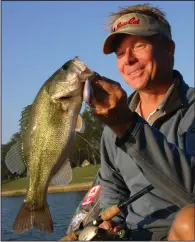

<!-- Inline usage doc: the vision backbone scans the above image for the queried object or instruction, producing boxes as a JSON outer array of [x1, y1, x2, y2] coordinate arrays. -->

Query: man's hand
[[99, 220, 124, 233], [88, 75, 134, 137]]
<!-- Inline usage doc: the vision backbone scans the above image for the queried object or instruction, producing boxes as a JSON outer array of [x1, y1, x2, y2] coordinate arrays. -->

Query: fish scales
[[24, 80, 83, 206], [5, 57, 96, 234]]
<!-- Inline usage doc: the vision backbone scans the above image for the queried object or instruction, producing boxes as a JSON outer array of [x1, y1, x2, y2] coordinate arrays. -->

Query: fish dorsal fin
[[50, 159, 72, 186], [5, 140, 26, 175], [19, 105, 32, 137], [75, 114, 85, 133]]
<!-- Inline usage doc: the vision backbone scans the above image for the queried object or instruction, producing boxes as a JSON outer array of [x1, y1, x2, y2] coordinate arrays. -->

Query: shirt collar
[[129, 70, 183, 114]]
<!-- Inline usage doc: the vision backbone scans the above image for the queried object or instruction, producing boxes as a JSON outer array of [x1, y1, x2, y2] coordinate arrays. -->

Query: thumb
[[113, 224, 125, 233], [98, 220, 113, 231]]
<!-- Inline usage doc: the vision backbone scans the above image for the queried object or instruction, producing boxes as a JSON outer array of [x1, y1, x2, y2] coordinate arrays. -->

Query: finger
[[101, 77, 121, 87], [78, 72, 94, 82], [88, 84, 110, 108], [88, 72, 102, 83], [90, 82, 123, 108], [89, 90, 127, 117], [98, 221, 112, 231], [91, 79, 121, 95], [113, 226, 120, 233]]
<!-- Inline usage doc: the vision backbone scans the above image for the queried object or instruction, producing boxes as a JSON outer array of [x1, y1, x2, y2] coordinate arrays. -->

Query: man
[[168, 204, 194, 240], [87, 4, 195, 241]]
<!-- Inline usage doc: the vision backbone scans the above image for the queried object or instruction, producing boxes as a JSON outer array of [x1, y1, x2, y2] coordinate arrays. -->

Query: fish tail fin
[[13, 201, 53, 234]]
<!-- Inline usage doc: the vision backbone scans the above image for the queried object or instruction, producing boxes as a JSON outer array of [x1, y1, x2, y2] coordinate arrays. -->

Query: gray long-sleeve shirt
[[98, 70, 195, 231]]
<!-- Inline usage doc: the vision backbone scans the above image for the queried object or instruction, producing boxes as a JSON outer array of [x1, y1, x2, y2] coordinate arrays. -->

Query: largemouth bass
[[5, 57, 95, 234]]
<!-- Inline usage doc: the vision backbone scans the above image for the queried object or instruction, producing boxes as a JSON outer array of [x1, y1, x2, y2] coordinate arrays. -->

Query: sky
[[2, 1, 194, 144]]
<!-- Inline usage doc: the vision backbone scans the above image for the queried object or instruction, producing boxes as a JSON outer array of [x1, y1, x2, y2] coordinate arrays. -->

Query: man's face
[[115, 35, 174, 91]]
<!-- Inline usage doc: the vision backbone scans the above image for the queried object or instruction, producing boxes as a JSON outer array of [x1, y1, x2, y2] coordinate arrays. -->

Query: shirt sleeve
[[98, 127, 130, 224]]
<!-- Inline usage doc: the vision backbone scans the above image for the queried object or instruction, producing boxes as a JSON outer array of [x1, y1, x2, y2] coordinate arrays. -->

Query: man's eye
[[134, 43, 146, 50], [116, 51, 124, 57]]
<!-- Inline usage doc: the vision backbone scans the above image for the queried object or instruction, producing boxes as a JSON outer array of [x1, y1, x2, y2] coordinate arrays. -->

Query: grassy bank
[[2, 165, 100, 195]]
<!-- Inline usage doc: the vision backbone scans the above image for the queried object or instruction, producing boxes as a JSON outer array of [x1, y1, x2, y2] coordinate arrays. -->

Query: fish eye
[[61, 61, 73, 70]]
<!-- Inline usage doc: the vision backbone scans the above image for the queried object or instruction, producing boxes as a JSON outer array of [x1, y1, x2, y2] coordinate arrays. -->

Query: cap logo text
[[113, 17, 140, 32]]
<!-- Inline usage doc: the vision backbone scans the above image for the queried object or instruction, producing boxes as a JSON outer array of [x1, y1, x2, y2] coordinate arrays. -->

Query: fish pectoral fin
[[12, 201, 53, 234], [19, 104, 32, 137], [75, 114, 85, 133], [50, 159, 72, 186], [5, 140, 26, 175]]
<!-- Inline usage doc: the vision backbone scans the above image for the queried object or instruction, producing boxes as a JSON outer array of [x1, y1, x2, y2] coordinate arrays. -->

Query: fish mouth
[[61, 57, 85, 73], [58, 96, 72, 100], [61, 60, 74, 71]]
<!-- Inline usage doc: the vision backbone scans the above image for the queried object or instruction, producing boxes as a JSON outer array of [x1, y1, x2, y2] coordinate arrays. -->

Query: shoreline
[[1, 182, 93, 197]]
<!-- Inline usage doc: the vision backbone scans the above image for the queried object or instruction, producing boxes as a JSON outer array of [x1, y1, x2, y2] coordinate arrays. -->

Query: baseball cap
[[103, 12, 172, 54]]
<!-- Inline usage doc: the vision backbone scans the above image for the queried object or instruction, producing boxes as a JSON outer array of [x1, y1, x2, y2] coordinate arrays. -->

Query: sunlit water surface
[[2, 192, 86, 241]]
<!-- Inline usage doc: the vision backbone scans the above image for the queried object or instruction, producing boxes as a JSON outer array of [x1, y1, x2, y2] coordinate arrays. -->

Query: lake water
[[2, 191, 86, 241]]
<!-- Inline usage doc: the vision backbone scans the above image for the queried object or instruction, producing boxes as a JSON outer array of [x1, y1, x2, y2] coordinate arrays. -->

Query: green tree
[[69, 106, 104, 167]]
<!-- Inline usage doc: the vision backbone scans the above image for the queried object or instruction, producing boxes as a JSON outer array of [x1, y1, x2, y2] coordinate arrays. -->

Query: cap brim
[[103, 29, 158, 54]]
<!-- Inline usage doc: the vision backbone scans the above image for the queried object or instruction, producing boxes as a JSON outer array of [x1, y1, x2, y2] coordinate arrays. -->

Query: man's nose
[[124, 48, 138, 65]]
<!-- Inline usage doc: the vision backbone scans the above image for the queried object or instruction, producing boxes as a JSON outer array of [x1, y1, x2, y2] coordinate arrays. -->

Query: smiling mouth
[[130, 68, 143, 75]]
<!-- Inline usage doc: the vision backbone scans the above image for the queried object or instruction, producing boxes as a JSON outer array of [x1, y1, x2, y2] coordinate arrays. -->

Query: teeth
[[131, 69, 141, 75]]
